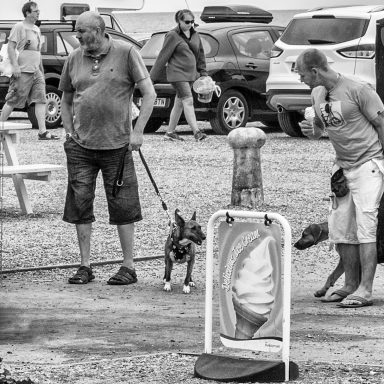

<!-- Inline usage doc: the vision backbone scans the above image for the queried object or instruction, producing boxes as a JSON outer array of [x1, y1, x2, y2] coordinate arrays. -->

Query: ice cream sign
[[218, 221, 283, 352]]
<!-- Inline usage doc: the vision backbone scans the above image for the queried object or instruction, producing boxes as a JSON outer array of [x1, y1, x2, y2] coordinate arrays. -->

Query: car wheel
[[45, 85, 62, 128], [132, 117, 164, 133], [259, 115, 279, 127], [277, 110, 304, 137], [209, 90, 249, 135]]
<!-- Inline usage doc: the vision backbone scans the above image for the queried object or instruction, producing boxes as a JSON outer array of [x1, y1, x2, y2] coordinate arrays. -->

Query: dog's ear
[[175, 209, 185, 226], [191, 211, 196, 221]]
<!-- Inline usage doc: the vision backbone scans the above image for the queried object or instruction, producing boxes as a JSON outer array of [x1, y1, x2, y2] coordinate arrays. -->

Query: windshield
[[280, 17, 368, 45], [140, 33, 165, 58]]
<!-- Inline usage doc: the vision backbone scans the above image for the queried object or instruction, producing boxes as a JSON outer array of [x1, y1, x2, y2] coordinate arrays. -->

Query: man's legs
[[34, 102, 47, 136], [0, 103, 14, 122], [75, 223, 92, 268], [336, 243, 360, 293], [345, 242, 377, 301], [117, 223, 135, 270]]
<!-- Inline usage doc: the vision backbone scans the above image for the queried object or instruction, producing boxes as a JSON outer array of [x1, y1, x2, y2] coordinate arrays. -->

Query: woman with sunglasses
[[150, 9, 208, 141]]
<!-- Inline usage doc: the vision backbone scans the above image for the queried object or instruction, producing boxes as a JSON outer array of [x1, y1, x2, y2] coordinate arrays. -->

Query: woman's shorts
[[170, 81, 193, 99], [63, 138, 142, 225], [329, 158, 384, 244]]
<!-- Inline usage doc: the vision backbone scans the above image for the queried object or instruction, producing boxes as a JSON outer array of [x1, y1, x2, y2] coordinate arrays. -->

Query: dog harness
[[170, 235, 192, 264]]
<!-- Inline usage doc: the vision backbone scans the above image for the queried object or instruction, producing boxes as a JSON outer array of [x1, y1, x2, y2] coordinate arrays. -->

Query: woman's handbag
[[330, 168, 349, 197]]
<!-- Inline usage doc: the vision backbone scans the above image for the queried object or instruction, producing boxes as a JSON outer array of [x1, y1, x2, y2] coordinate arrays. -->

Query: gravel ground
[[2, 121, 384, 383]]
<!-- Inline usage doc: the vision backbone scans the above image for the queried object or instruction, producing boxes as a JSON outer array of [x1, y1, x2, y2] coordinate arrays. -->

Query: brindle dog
[[164, 210, 206, 294]]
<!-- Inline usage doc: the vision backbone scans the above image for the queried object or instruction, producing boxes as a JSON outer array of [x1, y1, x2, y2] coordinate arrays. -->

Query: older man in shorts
[[59, 11, 156, 285], [297, 48, 384, 308], [1, 1, 58, 140]]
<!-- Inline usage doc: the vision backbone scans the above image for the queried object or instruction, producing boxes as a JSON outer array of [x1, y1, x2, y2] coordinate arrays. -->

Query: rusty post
[[227, 128, 266, 208]]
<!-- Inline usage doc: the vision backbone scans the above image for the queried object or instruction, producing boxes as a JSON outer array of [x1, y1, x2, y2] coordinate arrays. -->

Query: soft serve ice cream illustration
[[232, 237, 275, 339]]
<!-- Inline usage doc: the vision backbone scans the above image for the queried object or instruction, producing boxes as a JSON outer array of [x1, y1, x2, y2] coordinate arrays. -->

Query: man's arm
[[61, 91, 75, 135], [371, 111, 384, 149], [129, 77, 156, 151], [7, 41, 20, 78]]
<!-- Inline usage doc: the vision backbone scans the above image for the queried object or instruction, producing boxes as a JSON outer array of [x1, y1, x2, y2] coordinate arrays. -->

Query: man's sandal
[[107, 266, 137, 285], [68, 266, 95, 284]]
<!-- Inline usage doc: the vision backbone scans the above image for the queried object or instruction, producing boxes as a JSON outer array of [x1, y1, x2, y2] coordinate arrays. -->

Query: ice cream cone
[[232, 295, 267, 339]]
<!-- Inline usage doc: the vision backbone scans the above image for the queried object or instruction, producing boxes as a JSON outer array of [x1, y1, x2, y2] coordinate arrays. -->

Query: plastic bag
[[0, 44, 18, 78], [192, 76, 221, 103]]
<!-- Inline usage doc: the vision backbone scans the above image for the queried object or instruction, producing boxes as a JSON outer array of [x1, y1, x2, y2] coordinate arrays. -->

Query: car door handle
[[245, 63, 258, 69]]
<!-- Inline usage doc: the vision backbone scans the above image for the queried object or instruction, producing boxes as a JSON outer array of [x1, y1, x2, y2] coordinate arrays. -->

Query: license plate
[[137, 97, 167, 107]]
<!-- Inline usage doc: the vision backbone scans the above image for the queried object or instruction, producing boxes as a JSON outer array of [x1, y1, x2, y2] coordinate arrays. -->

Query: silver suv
[[266, 5, 384, 137]]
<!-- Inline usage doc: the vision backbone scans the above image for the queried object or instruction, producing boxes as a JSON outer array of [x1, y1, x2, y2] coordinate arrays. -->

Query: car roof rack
[[200, 5, 273, 24]]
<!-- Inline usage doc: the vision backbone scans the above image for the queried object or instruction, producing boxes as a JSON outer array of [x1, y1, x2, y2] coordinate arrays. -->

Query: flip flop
[[336, 295, 373, 308], [320, 289, 349, 303]]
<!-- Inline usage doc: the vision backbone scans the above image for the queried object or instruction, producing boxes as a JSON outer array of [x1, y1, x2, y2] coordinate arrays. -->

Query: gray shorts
[[171, 81, 193, 100], [5, 70, 46, 108], [63, 138, 142, 225]]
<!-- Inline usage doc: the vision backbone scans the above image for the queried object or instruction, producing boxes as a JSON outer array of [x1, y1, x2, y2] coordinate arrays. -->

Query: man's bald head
[[297, 48, 329, 72], [76, 11, 105, 33]]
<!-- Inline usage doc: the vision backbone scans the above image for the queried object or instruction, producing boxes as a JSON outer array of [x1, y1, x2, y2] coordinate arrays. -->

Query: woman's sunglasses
[[183, 19, 194, 25]]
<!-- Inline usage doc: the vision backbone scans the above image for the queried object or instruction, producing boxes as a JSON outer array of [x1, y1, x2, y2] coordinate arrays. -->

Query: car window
[[232, 31, 274, 59], [0, 31, 6, 49], [140, 33, 165, 58], [39, 34, 47, 53], [57, 31, 79, 54], [108, 32, 140, 49], [199, 33, 218, 58], [281, 17, 368, 45]]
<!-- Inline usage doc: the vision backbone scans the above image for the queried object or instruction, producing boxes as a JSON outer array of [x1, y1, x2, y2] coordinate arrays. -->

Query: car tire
[[277, 110, 304, 137], [209, 90, 249, 135], [259, 115, 279, 127], [133, 117, 164, 133]]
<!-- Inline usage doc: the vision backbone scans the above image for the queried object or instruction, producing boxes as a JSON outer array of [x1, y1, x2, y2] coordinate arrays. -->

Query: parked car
[[0, 20, 141, 128], [266, 5, 384, 137], [134, 5, 284, 135]]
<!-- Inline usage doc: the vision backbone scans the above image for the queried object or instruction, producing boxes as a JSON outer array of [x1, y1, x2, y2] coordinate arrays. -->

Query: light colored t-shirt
[[8, 21, 42, 73], [59, 35, 149, 150], [312, 75, 384, 169]]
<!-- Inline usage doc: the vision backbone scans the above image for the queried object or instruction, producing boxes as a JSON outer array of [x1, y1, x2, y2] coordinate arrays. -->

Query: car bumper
[[266, 89, 312, 112]]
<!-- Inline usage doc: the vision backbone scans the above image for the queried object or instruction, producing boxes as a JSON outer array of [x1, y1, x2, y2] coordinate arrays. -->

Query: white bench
[[1, 164, 64, 181], [0, 122, 63, 214]]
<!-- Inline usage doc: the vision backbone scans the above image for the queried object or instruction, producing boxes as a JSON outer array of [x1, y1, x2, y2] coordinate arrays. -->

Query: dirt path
[[1, 261, 384, 371]]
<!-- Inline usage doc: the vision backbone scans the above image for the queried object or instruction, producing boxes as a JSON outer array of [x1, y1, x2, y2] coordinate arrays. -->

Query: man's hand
[[298, 119, 313, 137], [299, 119, 324, 140], [129, 129, 143, 151], [11, 64, 21, 78]]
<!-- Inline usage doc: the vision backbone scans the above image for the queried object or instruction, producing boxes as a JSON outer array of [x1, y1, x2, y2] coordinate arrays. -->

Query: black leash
[[138, 148, 172, 224]]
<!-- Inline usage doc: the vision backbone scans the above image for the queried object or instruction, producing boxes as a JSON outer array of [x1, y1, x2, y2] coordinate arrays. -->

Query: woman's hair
[[175, 9, 194, 23]]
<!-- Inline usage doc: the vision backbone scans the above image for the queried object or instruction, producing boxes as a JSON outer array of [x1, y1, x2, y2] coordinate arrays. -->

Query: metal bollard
[[227, 128, 266, 208]]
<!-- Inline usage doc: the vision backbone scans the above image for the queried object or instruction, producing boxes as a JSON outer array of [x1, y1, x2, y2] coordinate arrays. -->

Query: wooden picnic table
[[0, 121, 63, 214]]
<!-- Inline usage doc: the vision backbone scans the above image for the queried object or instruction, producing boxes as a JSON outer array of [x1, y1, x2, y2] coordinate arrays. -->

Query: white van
[[266, 5, 384, 137]]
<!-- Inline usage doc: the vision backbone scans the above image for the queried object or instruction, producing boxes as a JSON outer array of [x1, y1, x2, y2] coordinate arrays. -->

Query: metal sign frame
[[204, 210, 292, 381]]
